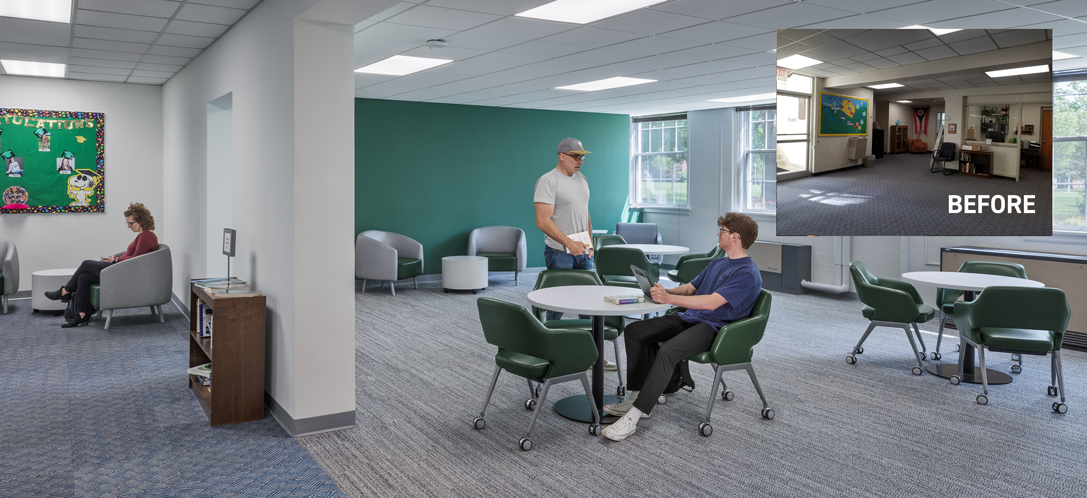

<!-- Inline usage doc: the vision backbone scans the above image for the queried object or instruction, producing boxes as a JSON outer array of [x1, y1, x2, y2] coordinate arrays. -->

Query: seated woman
[[44, 202, 160, 328]]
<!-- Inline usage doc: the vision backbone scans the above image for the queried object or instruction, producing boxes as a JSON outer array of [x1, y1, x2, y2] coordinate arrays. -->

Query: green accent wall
[[356, 99, 630, 275]]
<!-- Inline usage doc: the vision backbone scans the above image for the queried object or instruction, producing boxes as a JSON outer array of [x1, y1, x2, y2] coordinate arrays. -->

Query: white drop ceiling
[[0, 0, 261, 85], [353, 0, 1087, 116]]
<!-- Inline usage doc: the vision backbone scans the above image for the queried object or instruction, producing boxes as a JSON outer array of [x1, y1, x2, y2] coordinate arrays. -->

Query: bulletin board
[[818, 92, 869, 136], [1, 107, 105, 213]]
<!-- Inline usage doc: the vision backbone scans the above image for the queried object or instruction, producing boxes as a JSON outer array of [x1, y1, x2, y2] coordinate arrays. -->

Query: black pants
[[626, 314, 717, 415], [64, 260, 111, 315]]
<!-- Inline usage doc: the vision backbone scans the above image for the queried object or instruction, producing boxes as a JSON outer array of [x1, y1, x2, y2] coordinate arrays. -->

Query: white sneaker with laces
[[603, 394, 647, 418], [601, 413, 638, 441]]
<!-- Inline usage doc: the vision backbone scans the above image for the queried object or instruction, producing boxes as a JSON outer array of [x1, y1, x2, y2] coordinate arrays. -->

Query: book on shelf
[[187, 362, 212, 379], [604, 295, 645, 305], [202, 308, 213, 338], [206, 285, 262, 298], [194, 277, 246, 289]]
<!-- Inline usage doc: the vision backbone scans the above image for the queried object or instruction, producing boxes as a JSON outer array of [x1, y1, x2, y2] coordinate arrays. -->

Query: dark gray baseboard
[[265, 392, 356, 437]]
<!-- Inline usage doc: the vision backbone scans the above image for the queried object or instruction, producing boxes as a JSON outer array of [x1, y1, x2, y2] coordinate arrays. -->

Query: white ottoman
[[32, 268, 76, 314], [442, 256, 488, 294]]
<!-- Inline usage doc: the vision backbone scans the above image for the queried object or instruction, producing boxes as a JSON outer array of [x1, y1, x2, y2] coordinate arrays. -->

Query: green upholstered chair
[[473, 297, 602, 451], [531, 269, 627, 396], [467, 226, 527, 285], [667, 245, 725, 285], [592, 234, 626, 251], [595, 246, 659, 289], [951, 287, 1070, 412], [673, 289, 775, 436], [847, 261, 934, 375], [933, 260, 1027, 364], [355, 230, 424, 295]]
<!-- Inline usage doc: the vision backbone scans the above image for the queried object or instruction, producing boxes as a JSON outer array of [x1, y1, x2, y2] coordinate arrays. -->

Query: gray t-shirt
[[533, 168, 590, 251]]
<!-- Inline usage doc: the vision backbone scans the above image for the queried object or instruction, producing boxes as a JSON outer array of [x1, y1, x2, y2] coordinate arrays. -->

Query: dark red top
[[117, 231, 159, 262]]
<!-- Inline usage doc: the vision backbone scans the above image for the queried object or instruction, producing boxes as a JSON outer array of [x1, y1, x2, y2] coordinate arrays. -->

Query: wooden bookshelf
[[958, 150, 993, 179], [189, 280, 267, 426], [890, 125, 908, 154]]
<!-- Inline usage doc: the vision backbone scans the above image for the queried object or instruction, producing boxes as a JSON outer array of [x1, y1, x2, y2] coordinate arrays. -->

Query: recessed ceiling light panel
[[355, 55, 453, 76], [556, 76, 656, 92], [517, 0, 668, 24], [868, 83, 904, 89], [986, 65, 1049, 78], [897, 100, 912, 103], [778, 54, 822, 70], [708, 93, 777, 103], [0, 0, 72, 23], [0, 60, 65, 78]]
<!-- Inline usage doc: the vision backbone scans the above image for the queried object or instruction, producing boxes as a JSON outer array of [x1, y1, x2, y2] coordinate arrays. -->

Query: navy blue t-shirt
[[678, 256, 762, 330]]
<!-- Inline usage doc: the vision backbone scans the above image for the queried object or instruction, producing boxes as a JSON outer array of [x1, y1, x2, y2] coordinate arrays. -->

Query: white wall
[[0, 76, 162, 291]]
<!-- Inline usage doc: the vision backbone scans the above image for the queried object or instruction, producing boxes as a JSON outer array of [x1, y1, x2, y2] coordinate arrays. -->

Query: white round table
[[527, 285, 671, 422], [442, 256, 488, 293], [612, 244, 689, 256], [32, 268, 76, 314], [591, 229, 608, 235], [901, 271, 1044, 384]]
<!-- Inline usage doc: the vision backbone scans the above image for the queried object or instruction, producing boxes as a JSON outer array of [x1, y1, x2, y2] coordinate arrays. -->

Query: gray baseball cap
[[557, 138, 592, 155]]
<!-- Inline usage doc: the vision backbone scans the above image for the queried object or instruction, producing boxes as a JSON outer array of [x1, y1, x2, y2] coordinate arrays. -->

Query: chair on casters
[[930, 142, 957, 175], [467, 226, 527, 285], [951, 287, 1070, 412], [933, 260, 1027, 364], [1, 239, 19, 314], [847, 261, 933, 375], [473, 297, 602, 451], [667, 245, 725, 285], [530, 269, 627, 396], [355, 230, 424, 295], [90, 244, 173, 329]]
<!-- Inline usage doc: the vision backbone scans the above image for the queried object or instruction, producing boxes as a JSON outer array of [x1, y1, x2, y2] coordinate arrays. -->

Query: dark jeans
[[543, 246, 594, 321], [64, 260, 111, 315], [625, 314, 717, 415]]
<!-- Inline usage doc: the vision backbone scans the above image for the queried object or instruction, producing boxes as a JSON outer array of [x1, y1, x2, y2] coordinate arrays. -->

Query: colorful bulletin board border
[[0, 108, 104, 214], [818, 92, 869, 136]]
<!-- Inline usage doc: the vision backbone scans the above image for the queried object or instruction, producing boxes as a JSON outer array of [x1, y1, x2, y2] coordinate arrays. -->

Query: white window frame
[[735, 106, 777, 214], [630, 115, 689, 209], [1054, 82, 1087, 233]]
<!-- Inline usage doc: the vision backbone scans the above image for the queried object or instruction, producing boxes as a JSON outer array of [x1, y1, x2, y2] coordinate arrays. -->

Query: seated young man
[[601, 212, 763, 442]]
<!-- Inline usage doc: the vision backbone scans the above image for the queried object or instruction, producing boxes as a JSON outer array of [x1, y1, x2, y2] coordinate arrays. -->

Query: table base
[[554, 394, 622, 423], [926, 363, 1013, 385]]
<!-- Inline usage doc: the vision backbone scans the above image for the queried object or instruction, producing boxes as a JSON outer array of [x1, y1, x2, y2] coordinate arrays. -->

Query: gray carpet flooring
[[776, 152, 1052, 236], [298, 273, 1087, 497]]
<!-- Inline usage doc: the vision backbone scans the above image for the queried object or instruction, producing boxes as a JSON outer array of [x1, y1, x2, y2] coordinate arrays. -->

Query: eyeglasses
[[564, 153, 584, 161], [718, 228, 732, 236], [126, 221, 136, 227]]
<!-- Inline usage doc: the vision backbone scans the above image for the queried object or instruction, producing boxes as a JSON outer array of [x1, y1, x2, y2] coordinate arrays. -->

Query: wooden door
[[1042, 109, 1052, 170]]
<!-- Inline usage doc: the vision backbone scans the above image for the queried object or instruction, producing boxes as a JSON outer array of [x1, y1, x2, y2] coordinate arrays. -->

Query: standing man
[[600, 213, 763, 441]]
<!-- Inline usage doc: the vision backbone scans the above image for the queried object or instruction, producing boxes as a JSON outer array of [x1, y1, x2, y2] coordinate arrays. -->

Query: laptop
[[630, 265, 659, 304]]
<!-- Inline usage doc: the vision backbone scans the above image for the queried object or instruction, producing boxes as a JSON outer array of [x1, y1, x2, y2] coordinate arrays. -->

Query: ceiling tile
[[357, 23, 458, 44], [884, 51, 926, 65], [851, 52, 882, 62], [564, 47, 646, 63], [354, 72, 396, 89], [1031, 0, 1087, 18], [606, 36, 707, 55], [148, 44, 202, 57], [386, 5, 501, 31], [126, 76, 169, 85], [131, 69, 175, 78], [949, 35, 1000, 55], [805, 0, 914, 12], [67, 72, 127, 82], [0, 17, 71, 47], [722, 32, 776, 51], [801, 40, 870, 60], [400, 45, 486, 61], [424, 0, 551, 17], [845, 29, 933, 52], [903, 37, 945, 51], [1053, 32, 1087, 49], [991, 29, 1049, 48], [77, 0, 180, 18], [928, 8, 1064, 29], [156, 34, 215, 49], [540, 27, 645, 47], [67, 65, 132, 76], [869, 0, 1011, 25], [661, 21, 768, 44], [137, 62, 183, 72], [165, 20, 230, 39], [499, 40, 587, 58], [842, 62, 875, 72], [75, 10, 169, 31], [914, 44, 959, 60], [863, 57, 900, 69], [723, 3, 853, 29], [72, 38, 150, 54], [68, 57, 137, 69], [443, 31, 529, 51], [175, 3, 247, 25], [798, 14, 909, 29], [592, 10, 708, 35], [74, 25, 159, 44], [188, 0, 261, 10], [69, 47, 145, 62], [354, 37, 422, 66], [651, 0, 793, 21], [471, 17, 575, 39], [1025, 19, 1087, 35], [667, 43, 761, 62]]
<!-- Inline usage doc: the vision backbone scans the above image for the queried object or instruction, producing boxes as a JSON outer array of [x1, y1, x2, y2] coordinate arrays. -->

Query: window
[[737, 106, 777, 212], [1054, 80, 1087, 231], [776, 72, 812, 181], [631, 115, 688, 208]]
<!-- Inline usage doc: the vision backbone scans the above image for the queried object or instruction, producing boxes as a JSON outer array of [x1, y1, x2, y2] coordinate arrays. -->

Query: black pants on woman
[[64, 260, 112, 315], [625, 314, 717, 416]]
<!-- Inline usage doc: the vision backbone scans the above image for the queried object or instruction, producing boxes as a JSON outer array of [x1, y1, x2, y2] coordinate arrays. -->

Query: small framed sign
[[948, 123, 957, 134], [223, 228, 236, 257]]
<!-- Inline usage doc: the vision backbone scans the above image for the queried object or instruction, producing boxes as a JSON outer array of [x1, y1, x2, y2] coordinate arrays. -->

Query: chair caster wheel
[[761, 408, 775, 420], [472, 417, 485, 430], [657, 395, 667, 405], [950, 375, 960, 385], [525, 399, 536, 410], [698, 422, 713, 437], [1053, 402, 1068, 414], [1011, 365, 1021, 374], [518, 437, 532, 451], [1048, 386, 1058, 396], [722, 390, 734, 401], [912, 366, 923, 376], [1011, 353, 1021, 361], [589, 424, 602, 436], [931, 352, 942, 361], [920, 352, 927, 361], [846, 355, 856, 364], [617, 386, 626, 397], [856, 347, 863, 354], [976, 394, 988, 405]]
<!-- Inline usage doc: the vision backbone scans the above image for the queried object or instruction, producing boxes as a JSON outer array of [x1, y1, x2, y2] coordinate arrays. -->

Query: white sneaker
[[601, 413, 638, 441], [603, 394, 647, 418], [604, 359, 618, 371]]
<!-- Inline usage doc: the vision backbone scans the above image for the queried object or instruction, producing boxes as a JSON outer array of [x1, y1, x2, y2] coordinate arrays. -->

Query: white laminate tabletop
[[901, 271, 1044, 292], [612, 244, 690, 255], [527, 285, 672, 316], [592, 229, 608, 234], [32, 268, 77, 277], [442, 255, 486, 262]]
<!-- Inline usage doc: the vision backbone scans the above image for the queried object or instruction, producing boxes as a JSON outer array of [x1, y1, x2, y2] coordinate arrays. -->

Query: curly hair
[[124, 202, 155, 231], [718, 212, 758, 250]]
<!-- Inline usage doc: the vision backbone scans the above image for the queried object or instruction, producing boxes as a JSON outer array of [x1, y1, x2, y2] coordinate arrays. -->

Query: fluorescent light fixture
[[899, 25, 961, 36], [517, 0, 667, 24], [556, 76, 655, 92], [355, 55, 453, 76], [0, 60, 65, 78], [1053, 51, 1078, 61], [0, 0, 72, 23], [897, 100, 913, 103], [868, 83, 904, 89], [986, 64, 1049, 78], [708, 93, 777, 103], [778, 54, 822, 70]]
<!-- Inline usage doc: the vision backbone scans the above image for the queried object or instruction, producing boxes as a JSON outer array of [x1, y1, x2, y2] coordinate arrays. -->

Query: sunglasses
[[564, 153, 584, 161]]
